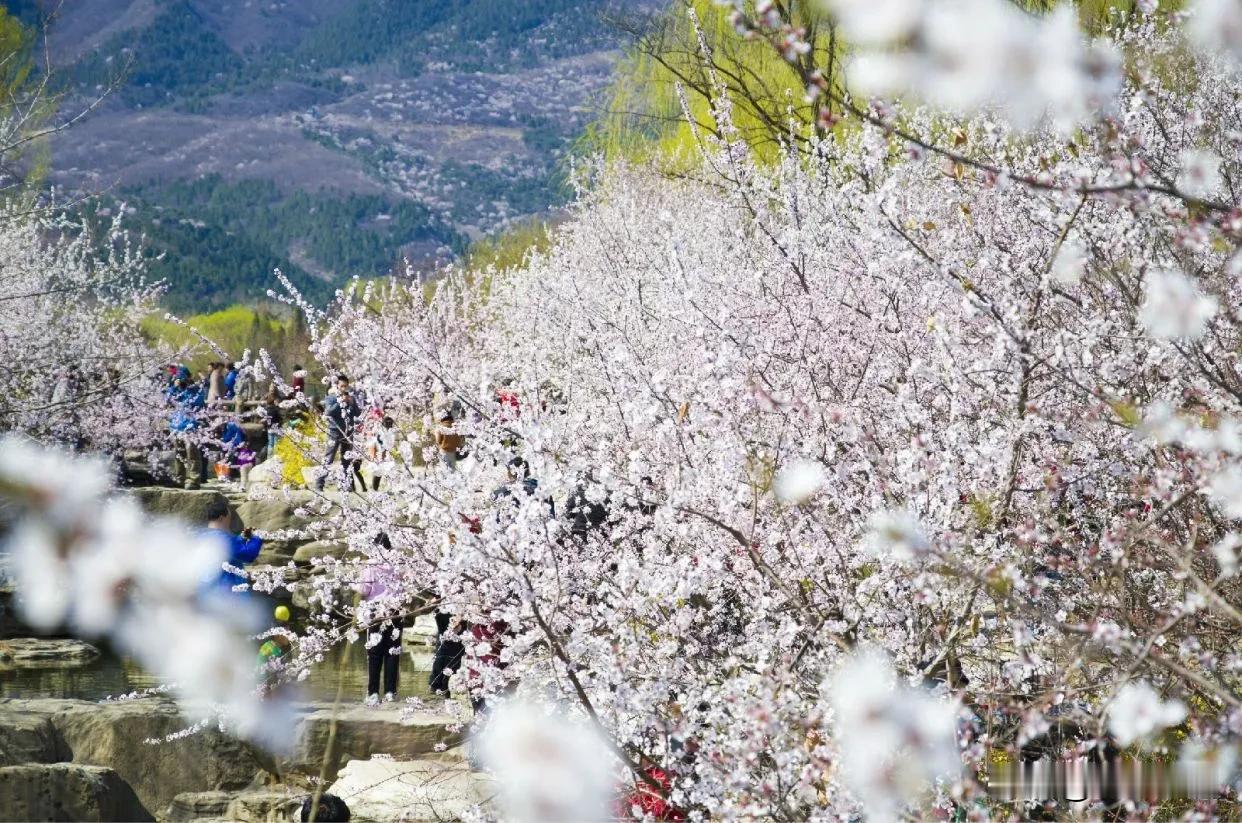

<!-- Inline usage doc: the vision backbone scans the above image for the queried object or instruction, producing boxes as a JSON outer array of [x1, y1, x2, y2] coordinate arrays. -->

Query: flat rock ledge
[[0, 638, 100, 670], [0, 696, 472, 821]]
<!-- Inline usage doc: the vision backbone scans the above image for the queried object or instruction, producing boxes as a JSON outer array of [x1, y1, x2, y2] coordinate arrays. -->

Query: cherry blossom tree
[[0, 204, 169, 456], [263, 9, 1242, 818], [6, 2, 1242, 820]]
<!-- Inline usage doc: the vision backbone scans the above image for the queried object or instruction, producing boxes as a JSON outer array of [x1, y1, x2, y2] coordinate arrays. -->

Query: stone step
[[287, 703, 464, 782], [328, 755, 494, 823]]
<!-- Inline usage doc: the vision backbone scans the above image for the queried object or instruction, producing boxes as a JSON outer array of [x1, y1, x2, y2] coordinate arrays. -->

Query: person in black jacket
[[316, 375, 364, 491]]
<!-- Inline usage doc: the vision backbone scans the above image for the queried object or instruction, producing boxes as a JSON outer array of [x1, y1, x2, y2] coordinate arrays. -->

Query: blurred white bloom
[[1177, 149, 1224, 198], [827, 649, 959, 820], [1136, 0, 1158, 13], [1140, 268, 1217, 340], [0, 438, 292, 752], [0, 436, 112, 528], [864, 509, 931, 560], [8, 519, 71, 630], [477, 700, 615, 822], [1176, 740, 1238, 796], [1207, 466, 1242, 519], [1051, 236, 1087, 285], [821, 0, 921, 45], [1187, 0, 1242, 64], [1109, 682, 1186, 746], [1212, 533, 1241, 577], [837, 0, 1119, 131], [774, 459, 825, 503]]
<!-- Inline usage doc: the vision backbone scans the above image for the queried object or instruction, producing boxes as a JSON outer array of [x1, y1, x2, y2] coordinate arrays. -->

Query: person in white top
[[368, 415, 399, 491]]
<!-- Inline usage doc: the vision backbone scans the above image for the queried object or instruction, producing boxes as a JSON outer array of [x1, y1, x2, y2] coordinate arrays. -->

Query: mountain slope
[[33, 0, 650, 311]]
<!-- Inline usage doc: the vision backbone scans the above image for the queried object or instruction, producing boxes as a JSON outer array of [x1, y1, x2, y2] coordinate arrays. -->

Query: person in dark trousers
[[429, 612, 465, 697], [359, 535, 402, 705], [261, 388, 282, 459], [204, 498, 262, 593], [317, 375, 363, 492]]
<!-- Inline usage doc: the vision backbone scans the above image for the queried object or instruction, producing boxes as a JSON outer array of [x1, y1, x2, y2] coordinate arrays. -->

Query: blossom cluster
[[269, 21, 1242, 817]]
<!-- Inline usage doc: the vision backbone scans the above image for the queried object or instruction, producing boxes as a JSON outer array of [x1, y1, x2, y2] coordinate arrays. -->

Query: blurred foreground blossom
[[864, 509, 931, 560], [1187, 0, 1242, 65], [1108, 682, 1187, 747], [1140, 268, 1218, 340], [821, 0, 1121, 131], [0, 435, 293, 752], [476, 699, 616, 822], [774, 459, 825, 504], [827, 650, 960, 820]]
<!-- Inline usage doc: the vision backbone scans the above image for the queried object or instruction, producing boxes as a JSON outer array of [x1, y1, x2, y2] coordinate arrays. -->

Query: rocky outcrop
[[0, 713, 63, 767], [0, 698, 265, 816], [0, 763, 151, 822], [0, 695, 465, 818], [328, 755, 493, 823], [286, 704, 461, 783], [165, 789, 233, 821], [130, 488, 236, 530], [0, 639, 100, 669], [291, 539, 352, 563]]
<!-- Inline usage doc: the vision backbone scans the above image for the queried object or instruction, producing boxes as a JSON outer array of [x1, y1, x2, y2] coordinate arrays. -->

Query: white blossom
[[1177, 149, 1225, 199], [1109, 682, 1187, 746], [1139, 268, 1217, 340], [774, 459, 826, 503], [476, 700, 615, 822]]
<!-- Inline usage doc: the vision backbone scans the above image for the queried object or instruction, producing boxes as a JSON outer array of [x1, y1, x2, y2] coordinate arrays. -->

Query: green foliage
[[587, 0, 840, 167], [142, 174, 464, 273], [88, 176, 466, 311], [440, 160, 569, 222], [464, 219, 555, 272], [297, 0, 619, 75], [70, 1, 243, 106], [140, 304, 311, 374], [0, 6, 51, 196]]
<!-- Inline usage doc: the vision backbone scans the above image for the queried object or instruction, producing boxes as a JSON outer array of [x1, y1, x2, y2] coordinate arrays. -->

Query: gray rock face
[[0, 763, 152, 822], [166, 789, 233, 821], [291, 540, 352, 563], [0, 714, 63, 767], [0, 698, 265, 816], [224, 787, 306, 822], [0, 639, 100, 670], [129, 488, 236, 530], [286, 704, 461, 782], [233, 492, 337, 534]]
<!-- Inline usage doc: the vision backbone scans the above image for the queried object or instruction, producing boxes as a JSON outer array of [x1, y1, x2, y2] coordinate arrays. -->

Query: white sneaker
[[364, 693, 380, 707], [383, 692, 396, 703]]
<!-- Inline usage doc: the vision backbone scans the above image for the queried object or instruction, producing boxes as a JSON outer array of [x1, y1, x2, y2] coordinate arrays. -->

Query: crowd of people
[[162, 360, 270, 488]]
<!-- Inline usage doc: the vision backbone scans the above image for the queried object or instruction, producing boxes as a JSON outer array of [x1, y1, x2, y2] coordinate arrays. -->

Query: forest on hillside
[[19, 0, 644, 310]]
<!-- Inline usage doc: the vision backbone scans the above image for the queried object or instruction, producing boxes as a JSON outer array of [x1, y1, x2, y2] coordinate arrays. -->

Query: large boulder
[[0, 763, 152, 822], [0, 714, 63, 767], [224, 787, 305, 822], [129, 488, 235, 530], [0, 639, 100, 670], [0, 698, 264, 816], [165, 789, 232, 821], [328, 756, 493, 823], [286, 704, 460, 782], [233, 492, 338, 534], [291, 540, 353, 564]]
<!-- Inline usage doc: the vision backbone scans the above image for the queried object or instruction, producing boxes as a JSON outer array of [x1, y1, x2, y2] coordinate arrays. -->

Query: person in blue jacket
[[205, 498, 262, 591], [169, 378, 208, 487], [223, 362, 239, 399]]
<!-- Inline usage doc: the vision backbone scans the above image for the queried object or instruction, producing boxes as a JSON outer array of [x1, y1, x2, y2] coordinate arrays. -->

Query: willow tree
[[589, 0, 846, 166]]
